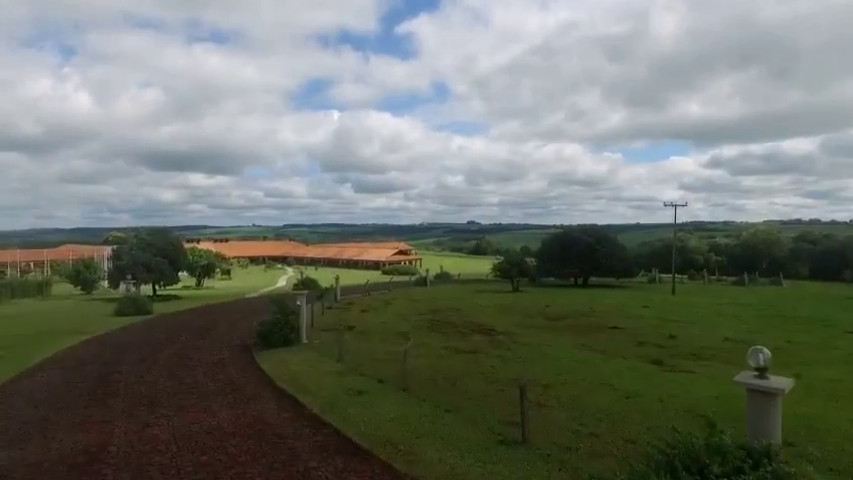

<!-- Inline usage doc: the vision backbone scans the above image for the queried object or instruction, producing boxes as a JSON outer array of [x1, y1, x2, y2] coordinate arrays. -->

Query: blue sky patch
[[316, 0, 440, 60], [433, 121, 489, 136], [291, 78, 342, 111], [377, 81, 449, 114]]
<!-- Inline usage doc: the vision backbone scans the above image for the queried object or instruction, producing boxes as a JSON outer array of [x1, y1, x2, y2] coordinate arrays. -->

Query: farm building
[[186, 239, 422, 270], [1, 244, 113, 277]]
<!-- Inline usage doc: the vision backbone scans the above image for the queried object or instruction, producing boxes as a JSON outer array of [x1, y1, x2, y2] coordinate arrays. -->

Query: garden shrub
[[256, 296, 300, 349], [113, 293, 153, 317], [413, 275, 428, 286], [624, 423, 814, 480], [381, 264, 419, 276], [292, 275, 322, 292], [686, 269, 703, 281], [0, 277, 53, 302], [433, 270, 454, 282]]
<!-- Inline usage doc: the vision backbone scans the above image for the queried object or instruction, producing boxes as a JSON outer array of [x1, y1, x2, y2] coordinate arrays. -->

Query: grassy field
[[0, 266, 286, 383], [258, 280, 853, 480], [292, 252, 495, 288]]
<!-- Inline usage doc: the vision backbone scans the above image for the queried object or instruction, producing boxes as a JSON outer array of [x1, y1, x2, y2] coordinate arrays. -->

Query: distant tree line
[[490, 226, 853, 290], [633, 228, 853, 282]]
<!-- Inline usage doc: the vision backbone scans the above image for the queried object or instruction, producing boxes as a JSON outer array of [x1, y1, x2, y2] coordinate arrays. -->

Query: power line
[[663, 201, 688, 296]]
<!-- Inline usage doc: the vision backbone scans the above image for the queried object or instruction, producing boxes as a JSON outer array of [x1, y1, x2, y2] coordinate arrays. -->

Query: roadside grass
[[258, 280, 853, 480], [0, 266, 283, 382]]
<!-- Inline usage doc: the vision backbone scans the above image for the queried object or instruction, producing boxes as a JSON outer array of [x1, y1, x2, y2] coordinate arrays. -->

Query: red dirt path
[[0, 297, 409, 480]]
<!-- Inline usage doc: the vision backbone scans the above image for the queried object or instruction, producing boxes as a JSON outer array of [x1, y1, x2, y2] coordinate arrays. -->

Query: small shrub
[[292, 275, 322, 292], [413, 275, 428, 286], [381, 264, 419, 276], [624, 423, 814, 480], [686, 269, 702, 281], [256, 296, 300, 349], [113, 293, 153, 317], [433, 270, 455, 282], [0, 277, 53, 302]]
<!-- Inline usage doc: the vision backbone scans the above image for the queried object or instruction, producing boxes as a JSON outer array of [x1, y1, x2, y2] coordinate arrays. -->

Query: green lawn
[[0, 266, 286, 383], [293, 252, 495, 288], [258, 281, 853, 480]]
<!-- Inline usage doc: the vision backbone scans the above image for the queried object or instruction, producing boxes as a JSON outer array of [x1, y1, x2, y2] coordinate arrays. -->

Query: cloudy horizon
[[2, 0, 853, 229]]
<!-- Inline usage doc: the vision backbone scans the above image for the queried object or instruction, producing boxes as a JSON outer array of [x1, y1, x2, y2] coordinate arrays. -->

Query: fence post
[[364, 279, 371, 296], [388, 277, 393, 292], [519, 378, 530, 444], [334, 275, 341, 302], [310, 298, 315, 328]]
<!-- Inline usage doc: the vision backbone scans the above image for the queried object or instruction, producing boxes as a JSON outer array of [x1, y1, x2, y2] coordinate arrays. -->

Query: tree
[[65, 258, 104, 294], [185, 247, 227, 287], [536, 226, 633, 286], [469, 237, 499, 256], [491, 250, 534, 292], [634, 234, 708, 274], [727, 228, 788, 276], [108, 228, 188, 296], [101, 231, 129, 246]]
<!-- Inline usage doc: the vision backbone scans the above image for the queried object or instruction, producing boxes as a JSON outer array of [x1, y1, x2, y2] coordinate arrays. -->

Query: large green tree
[[726, 228, 788, 276], [536, 226, 633, 286], [491, 250, 534, 292], [108, 228, 188, 296], [185, 247, 228, 287], [65, 258, 104, 294]]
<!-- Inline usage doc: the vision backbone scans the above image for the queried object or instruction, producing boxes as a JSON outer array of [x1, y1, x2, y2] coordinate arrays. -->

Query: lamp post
[[663, 201, 688, 296], [733, 346, 795, 445]]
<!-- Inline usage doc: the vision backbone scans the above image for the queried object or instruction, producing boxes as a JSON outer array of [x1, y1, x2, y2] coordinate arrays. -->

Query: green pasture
[[292, 252, 495, 288], [259, 280, 853, 480]]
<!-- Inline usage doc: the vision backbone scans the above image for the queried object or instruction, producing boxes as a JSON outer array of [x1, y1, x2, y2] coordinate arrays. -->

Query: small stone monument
[[120, 274, 136, 294], [294, 290, 309, 344], [334, 274, 341, 302], [733, 346, 795, 445]]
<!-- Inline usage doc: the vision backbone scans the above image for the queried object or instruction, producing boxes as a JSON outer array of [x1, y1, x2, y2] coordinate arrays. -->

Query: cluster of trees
[[102, 228, 229, 296], [490, 225, 853, 291], [634, 228, 853, 282]]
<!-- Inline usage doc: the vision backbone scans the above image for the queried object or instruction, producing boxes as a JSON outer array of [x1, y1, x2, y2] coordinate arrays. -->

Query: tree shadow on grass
[[89, 294, 184, 304], [533, 282, 630, 290]]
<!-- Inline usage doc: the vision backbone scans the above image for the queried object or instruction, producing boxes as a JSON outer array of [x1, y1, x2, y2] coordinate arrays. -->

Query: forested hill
[[2, 220, 853, 251]]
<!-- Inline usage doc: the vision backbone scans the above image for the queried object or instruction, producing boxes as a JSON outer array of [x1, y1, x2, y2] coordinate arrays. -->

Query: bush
[[65, 258, 103, 294], [292, 275, 322, 292], [381, 264, 419, 276], [413, 275, 428, 286], [0, 277, 53, 302], [624, 423, 814, 480], [433, 270, 455, 282], [686, 269, 703, 281], [113, 293, 153, 317], [256, 296, 300, 349]]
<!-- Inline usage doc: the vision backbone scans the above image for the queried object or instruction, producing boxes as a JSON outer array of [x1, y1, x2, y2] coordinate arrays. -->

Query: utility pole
[[663, 201, 688, 296]]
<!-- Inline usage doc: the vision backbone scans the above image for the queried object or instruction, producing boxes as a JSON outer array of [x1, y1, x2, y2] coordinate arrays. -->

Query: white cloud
[[2, 0, 853, 229]]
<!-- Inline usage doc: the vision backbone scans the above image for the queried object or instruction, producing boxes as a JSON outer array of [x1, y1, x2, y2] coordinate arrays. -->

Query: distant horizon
[[3, 217, 853, 234]]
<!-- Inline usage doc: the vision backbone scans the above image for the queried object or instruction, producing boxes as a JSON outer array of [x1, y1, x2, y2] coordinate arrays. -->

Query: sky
[[2, 0, 853, 229]]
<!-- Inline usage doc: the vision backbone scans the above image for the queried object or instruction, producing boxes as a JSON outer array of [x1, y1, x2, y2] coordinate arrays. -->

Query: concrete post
[[334, 275, 341, 302], [294, 290, 309, 344], [733, 371, 795, 445], [425, 268, 431, 288]]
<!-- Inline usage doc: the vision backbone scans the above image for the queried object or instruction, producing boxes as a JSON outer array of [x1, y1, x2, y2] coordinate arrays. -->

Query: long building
[[0, 244, 113, 277], [187, 240, 422, 270]]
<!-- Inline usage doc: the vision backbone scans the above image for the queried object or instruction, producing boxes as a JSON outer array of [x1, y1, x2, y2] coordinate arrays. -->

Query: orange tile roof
[[0, 244, 113, 264], [189, 240, 419, 263]]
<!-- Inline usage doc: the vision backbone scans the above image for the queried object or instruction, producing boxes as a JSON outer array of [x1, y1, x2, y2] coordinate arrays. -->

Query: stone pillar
[[294, 290, 309, 344], [334, 274, 341, 302], [733, 371, 795, 445]]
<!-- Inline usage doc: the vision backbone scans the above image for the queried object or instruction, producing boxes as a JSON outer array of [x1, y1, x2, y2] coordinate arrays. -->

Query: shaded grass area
[[0, 266, 283, 382], [259, 281, 853, 479]]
